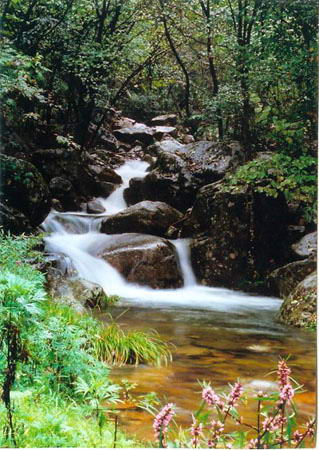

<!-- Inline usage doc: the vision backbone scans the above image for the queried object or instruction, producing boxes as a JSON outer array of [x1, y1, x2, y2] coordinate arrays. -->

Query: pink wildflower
[[210, 420, 224, 440], [227, 382, 243, 407], [207, 439, 215, 449], [277, 360, 291, 387], [262, 415, 286, 432], [292, 430, 303, 445], [247, 438, 258, 449], [190, 415, 202, 448], [153, 403, 175, 447], [306, 420, 315, 437], [202, 386, 221, 406], [279, 382, 294, 404]]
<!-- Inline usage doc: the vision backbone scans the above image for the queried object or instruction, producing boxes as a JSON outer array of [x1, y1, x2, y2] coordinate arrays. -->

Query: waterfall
[[172, 239, 197, 287], [42, 159, 281, 312], [99, 160, 149, 215]]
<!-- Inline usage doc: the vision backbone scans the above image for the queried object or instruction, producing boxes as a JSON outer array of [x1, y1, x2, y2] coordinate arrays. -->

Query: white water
[[99, 160, 149, 215], [42, 159, 281, 313]]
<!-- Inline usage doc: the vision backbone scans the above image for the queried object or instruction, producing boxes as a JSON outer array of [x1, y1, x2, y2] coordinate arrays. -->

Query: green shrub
[[223, 153, 317, 223]]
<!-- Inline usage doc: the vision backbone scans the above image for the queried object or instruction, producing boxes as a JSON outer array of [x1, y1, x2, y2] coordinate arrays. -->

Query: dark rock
[[125, 140, 243, 211], [278, 271, 317, 328], [0, 200, 33, 234], [31, 148, 122, 209], [189, 182, 290, 290], [291, 232, 317, 259], [99, 182, 117, 198], [87, 200, 106, 214], [49, 177, 78, 210], [151, 114, 177, 126], [100, 201, 183, 237], [114, 123, 155, 145], [86, 165, 122, 185], [49, 177, 73, 196], [0, 154, 51, 233], [267, 258, 317, 297], [97, 233, 183, 289], [88, 124, 119, 150]]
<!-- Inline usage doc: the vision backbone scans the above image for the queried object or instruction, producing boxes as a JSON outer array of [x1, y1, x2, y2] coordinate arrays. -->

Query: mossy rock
[[0, 154, 51, 233], [278, 271, 317, 328]]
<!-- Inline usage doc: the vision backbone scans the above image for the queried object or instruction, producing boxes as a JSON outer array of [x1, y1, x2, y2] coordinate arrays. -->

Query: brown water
[[98, 299, 316, 445]]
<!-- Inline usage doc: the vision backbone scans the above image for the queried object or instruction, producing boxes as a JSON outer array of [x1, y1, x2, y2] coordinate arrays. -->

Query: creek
[[42, 159, 316, 443]]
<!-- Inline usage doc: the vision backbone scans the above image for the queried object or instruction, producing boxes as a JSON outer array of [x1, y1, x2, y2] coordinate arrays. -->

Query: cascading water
[[42, 158, 316, 440], [42, 159, 281, 314]]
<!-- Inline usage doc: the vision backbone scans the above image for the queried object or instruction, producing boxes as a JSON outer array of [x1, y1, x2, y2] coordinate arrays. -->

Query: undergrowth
[[223, 153, 317, 223], [0, 230, 169, 447]]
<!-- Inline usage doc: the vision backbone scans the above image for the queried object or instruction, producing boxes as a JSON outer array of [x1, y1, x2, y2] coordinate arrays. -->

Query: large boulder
[[189, 182, 290, 290], [278, 272, 317, 328], [151, 114, 177, 126], [114, 123, 155, 145], [100, 201, 183, 237], [291, 232, 317, 259], [153, 126, 177, 140], [0, 154, 51, 233], [267, 258, 316, 297], [97, 233, 183, 289], [124, 140, 243, 211]]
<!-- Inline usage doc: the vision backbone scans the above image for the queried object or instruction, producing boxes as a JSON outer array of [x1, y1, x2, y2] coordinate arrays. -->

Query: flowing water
[[42, 159, 316, 444]]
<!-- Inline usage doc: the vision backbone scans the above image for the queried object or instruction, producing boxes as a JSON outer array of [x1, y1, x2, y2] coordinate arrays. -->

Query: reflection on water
[[98, 303, 316, 444]]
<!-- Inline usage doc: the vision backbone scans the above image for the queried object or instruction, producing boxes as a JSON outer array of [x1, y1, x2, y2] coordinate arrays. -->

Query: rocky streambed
[[1, 112, 316, 437]]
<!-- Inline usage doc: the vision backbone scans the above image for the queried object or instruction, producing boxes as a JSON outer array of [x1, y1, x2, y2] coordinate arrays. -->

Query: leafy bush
[[223, 153, 317, 223]]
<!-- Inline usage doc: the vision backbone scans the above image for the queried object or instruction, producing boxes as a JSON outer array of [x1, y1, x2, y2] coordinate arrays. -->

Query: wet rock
[[291, 232, 317, 259], [87, 200, 106, 214], [267, 258, 317, 297], [153, 126, 177, 140], [98, 233, 183, 289], [100, 201, 183, 237], [278, 272, 317, 328], [125, 140, 243, 211], [151, 114, 177, 126], [0, 154, 51, 233], [86, 165, 122, 184], [114, 123, 155, 145], [189, 182, 290, 290], [99, 182, 117, 198]]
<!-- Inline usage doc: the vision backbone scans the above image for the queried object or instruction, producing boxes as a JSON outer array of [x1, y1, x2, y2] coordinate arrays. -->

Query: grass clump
[[94, 319, 172, 366]]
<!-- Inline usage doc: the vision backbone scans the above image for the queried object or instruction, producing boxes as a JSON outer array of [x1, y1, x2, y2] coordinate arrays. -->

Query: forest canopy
[[1, 0, 317, 149]]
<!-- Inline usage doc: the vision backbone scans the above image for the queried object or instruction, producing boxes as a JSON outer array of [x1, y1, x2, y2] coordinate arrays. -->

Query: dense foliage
[[1, 0, 316, 148]]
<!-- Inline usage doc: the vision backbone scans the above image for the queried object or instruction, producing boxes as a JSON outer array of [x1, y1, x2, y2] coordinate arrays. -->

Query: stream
[[42, 159, 316, 443]]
